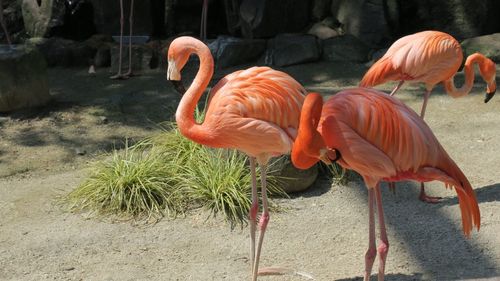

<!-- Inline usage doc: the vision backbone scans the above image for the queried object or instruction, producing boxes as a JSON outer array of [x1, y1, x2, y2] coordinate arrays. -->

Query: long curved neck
[[444, 53, 485, 98], [175, 40, 215, 145], [292, 93, 324, 169]]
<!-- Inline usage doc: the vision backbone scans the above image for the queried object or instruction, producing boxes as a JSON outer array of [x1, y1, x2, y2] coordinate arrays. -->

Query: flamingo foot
[[110, 73, 130, 80], [419, 184, 442, 204]]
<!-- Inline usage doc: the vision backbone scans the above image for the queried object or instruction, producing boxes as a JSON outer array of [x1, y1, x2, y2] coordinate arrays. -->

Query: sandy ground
[[1, 62, 500, 281]]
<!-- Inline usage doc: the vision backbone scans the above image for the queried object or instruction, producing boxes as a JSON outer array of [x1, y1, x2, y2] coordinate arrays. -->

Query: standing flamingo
[[291, 89, 480, 281], [359, 30, 497, 203], [111, 0, 135, 79], [166, 36, 305, 281]]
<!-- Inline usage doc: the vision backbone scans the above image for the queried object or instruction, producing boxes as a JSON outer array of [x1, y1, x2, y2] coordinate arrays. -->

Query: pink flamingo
[[167, 36, 305, 281], [292, 89, 480, 281], [360, 30, 497, 203]]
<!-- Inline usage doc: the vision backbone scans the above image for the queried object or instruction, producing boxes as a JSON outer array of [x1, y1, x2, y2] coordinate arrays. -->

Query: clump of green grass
[[319, 161, 350, 186], [64, 121, 286, 226]]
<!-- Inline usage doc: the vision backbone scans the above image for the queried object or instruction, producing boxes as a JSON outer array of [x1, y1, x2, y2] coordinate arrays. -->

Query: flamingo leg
[[124, 0, 134, 77], [419, 90, 443, 203], [200, 0, 208, 41], [110, 0, 125, 79], [0, 0, 12, 46], [418, 182, 442, 203], [387, 182, 396, 195], [389, 80, 404, 96], [252, 163, 270, 281], [248, 157, 258, 273], [364, 188, 376, 281], [374, 184, 389, 281]]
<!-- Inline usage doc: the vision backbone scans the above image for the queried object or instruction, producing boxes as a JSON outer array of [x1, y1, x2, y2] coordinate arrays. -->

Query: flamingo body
[[292, 88, 481, 281]]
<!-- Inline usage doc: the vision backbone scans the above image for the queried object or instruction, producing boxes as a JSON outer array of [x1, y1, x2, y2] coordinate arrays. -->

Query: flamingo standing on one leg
[[111, 0, 135, 79], [291, 89, 481, 281], [360, 30, 497, 203], [0, 0, 12, 46], [166, 36, 305, 281]]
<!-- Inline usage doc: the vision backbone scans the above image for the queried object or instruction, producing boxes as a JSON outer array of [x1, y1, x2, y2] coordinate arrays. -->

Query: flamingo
[[110, 0, 135, 79], [291, 89, 481, 281], [0, 0, 11, 46], [359, 30, 497, 203], [166, 36, 305, 281], [200, 0, 208, 41]]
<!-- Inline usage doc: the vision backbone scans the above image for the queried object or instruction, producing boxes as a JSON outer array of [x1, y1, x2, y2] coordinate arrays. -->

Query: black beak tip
[[485, 90, 496, 103]]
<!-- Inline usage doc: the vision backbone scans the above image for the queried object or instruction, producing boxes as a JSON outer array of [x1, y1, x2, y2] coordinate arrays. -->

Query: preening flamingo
[[166, 36, 305, 281], [291, 89, 480, 281], [111, 0, 135, 79], [360, 30, 497, 203]]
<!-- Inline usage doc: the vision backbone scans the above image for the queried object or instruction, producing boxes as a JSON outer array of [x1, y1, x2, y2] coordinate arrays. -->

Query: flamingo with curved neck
[[167, 36, 306, 281], [360, 30, 496, 203], [292, 89, 480, 281]]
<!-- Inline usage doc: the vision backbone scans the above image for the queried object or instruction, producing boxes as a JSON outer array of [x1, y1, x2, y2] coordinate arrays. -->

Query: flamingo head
[[479, 56, 496, 103], [167, 37, 193, 94], [291, 93, 329, 170]]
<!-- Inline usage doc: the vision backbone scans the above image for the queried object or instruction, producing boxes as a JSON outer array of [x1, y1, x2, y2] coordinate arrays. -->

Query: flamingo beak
[[167, 60, 185, 94]]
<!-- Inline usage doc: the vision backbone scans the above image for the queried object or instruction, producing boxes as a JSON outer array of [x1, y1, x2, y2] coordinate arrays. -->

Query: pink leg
[[364, 188, 376, 281], [252, 163, 270, 281], [200, 0, 208, 41], [389, 80, 404, 96], [124, 0, 134, 77], [0, 0, 11, 46], [387, 182, 396, 195], [419, 90, 431, 119], [110, 0, 126, 79], [418, 182, 442, 204], [374, 184, 389, 281], [248, 157, 258, 273]]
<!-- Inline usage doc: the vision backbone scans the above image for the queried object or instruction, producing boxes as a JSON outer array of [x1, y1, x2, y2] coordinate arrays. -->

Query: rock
[[21, 0, 66, 37], [265, 34, 321, 67], [322, 34, 371, 63], [397, 0, 499, 41], [84, 34, 114, 67], [94, 46, 111, 67], [109, 44, 156, 73], [26, 37, 95, 67], [208, 36, 266, 69], [273, 156, 318, 194], [308, 22, 340, 40], [0, 45, 51, 112], [461, 33, 500, 63], [90, 0, 153, 36], [310, 0, 331, 21], [331, 0, 389, 47], [239, 0, 309, 38]]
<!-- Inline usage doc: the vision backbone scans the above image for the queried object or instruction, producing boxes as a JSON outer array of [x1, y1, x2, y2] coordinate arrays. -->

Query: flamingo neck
[[444, 54, 485, 98], [175, 40, 215, 145]]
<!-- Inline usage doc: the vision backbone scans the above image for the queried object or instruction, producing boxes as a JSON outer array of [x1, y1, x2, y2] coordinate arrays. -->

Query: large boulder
[[239, 0, 309, 38], [331, 0, 389, 47], [322, 34, 371, 62], [26, 37, 95, 67], [0, 45, 51, 112], [265, 34, 321, 67], [273, 156, 318, 194], [90, 0, 153, 36], [461, 33, 500, 63], [21, 0, 66, 37], [208, 36, 266, 69]]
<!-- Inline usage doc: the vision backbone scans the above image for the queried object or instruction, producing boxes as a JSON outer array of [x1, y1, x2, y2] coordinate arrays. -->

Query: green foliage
[[318, 161, 350, 186], [64, 121, 286, 226]]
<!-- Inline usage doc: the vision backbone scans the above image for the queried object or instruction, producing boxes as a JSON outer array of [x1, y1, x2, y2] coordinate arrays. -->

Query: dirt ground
[[1, 62, 499, 281]]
